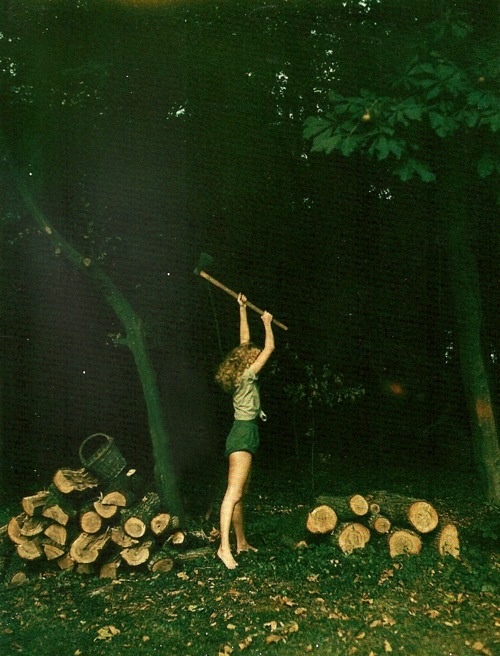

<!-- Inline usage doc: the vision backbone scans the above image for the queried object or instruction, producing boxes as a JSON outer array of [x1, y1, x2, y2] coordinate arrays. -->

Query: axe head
[[194, 252, 215, 275]]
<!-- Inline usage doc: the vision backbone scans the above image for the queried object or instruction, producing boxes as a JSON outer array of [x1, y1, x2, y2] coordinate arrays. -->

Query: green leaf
[[340, 135, 361, 156], [413, 160, 437, 182], [373, 135, 390, 160], [312, 134, 342, 154], [403, 104, 423, 121], [395, 158, 436, 183], [388, 139, 405, 159], [477, 153, 496, 178], [429, 112, 444, 129], [303, 116, 332, 140], [408, 63, 435, 75]]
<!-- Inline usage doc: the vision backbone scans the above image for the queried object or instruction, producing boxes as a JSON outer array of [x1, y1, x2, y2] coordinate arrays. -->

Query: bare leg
[[218, 451, 252, 569], [233, 470, 258, 554]]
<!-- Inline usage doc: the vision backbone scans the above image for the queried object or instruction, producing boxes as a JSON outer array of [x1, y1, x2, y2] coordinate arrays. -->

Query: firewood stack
[[4, 466, 191, 583], [305, 492, 460, 558]]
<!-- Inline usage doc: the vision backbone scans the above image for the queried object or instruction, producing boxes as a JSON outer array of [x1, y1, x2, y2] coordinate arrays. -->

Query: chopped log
[[44, 522, 68, 546], [122, 492, 161, 539], [52, 467, 99, 494], [101, 490, 130, 507], [42, 540, 66, 561], [315, 494, 369, 519], [110, 526, 139, 548], [22, 491, 50, 516], [168, 531, 186, 545], [388, 529, 422, 557], [17, 536, 44, 561], [100, 555, 122, 579], [79, 504, 103, 534], [121, 539, 153, 566], [20, 516, 49, 537], [93, 499, 118, 519], [436, 523, 460, 558], [150, 512, 171, 536], [370, 493, 439, 534], [368, 514, 392, 535], [148, 550, 174, 573], [335, 522, 371, 554], [41, 486, 76, 526], [306, 505, 338, 535], [7, 515, 29, 545], [70, 530, 111, 564], [57, 553, 75, 571], [174, 546, 214, 561]]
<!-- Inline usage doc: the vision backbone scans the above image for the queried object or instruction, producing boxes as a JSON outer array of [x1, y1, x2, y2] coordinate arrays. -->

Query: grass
[[1, 455, 499, 656]]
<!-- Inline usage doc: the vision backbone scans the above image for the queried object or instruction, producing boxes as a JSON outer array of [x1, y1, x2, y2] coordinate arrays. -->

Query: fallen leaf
[[265, 635, 285, 644], [264, 620, 279, 631], [284, 621, 299, 634], [218, 645, 233, 656], [384, 639, 393, 652], [238, 636, 252, 650], [95, 625, 120, 641]]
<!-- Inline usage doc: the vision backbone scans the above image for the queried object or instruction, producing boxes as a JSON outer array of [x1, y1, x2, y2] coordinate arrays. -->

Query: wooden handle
[[198, 270, 288, 331]]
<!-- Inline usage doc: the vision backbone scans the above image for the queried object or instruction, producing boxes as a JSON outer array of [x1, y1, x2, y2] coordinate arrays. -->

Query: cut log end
[[388, 529, 422, 557], [370, 515, 392, 534], [306, 505, 338, 535], [408, 501, 439, 534], [336, 522, 371, 554], [436, 523, 460, 559]]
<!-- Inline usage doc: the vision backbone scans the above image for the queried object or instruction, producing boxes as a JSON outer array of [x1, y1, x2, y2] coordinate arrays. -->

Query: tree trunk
[[442, 176, 500, 503], [15, 184, 184, 520]]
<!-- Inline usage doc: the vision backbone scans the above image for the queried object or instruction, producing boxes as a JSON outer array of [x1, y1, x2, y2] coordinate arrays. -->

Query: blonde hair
[[215, 343, 261, 394]]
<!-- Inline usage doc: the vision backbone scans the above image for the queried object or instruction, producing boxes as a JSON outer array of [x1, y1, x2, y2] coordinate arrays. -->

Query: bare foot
[[236, 543, 258, 554], [217, 547, 238, 570]]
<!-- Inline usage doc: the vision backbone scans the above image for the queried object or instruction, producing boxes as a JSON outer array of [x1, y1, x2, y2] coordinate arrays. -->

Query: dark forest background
[[1, 0, 498, 505]]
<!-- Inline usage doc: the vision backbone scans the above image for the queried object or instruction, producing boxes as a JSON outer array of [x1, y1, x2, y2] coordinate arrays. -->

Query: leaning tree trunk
[[15, 180, 184, 521], [442, 174, 500, 503]]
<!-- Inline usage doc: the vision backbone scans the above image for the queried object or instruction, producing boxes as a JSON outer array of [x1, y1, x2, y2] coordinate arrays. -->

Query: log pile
[[304, 492, 460, 558], [3, 466, 211, 584]]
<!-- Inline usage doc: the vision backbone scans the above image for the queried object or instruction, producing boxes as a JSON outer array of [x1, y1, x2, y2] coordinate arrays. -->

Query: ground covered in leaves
[[1, 460, 499, 656]]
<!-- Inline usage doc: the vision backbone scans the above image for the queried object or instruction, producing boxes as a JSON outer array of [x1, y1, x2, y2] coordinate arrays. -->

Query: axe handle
[[198, 270, 288, 331]]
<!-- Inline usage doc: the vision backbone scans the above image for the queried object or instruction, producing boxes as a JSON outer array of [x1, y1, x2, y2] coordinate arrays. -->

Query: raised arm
[[249, 311, 275, 375], [238, 293, 251, 344]]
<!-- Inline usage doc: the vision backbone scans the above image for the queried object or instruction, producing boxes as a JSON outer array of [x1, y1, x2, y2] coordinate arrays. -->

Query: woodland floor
[[0, 454, 499, 656]]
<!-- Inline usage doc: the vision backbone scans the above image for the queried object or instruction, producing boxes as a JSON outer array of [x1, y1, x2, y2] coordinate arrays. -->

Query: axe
[[194, 252, 288, 331]]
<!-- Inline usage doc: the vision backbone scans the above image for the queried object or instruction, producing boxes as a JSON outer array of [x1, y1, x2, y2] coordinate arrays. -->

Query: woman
[[215, 293, 275, 569]]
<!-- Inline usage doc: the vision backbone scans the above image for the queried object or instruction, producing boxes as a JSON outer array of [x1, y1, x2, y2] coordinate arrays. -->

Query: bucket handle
[[79, 433, 113, 464]]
